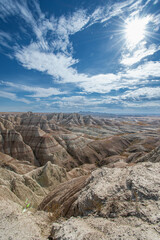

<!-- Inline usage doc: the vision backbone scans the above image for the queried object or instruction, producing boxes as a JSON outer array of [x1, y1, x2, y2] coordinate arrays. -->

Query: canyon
[[0, 112, 160, 239]]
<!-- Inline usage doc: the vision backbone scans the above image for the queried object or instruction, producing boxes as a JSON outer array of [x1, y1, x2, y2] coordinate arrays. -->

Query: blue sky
[[0, 0, 160, 114]]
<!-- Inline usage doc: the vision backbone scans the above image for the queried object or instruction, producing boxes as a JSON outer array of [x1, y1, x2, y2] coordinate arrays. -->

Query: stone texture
[[49, 162, 160, 239], [70, 162, 160, 222], [0, 199, 51, 240], [136, 146, 160, 163], [51, 216, 160, 240], [38, 175, 89, 216]]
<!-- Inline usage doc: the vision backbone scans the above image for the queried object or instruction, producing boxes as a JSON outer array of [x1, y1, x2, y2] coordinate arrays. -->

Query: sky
[[0, 0, 160, 114]]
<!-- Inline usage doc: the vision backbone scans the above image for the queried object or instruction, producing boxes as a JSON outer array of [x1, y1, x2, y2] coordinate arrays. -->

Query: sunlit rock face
[[15, 125, 74, 168], [0, 127, 35, 164], [46, 162, 160, 240]]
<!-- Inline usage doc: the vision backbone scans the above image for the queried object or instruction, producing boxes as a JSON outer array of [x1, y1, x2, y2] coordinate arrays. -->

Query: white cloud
[[15, 45, 149, 94], [15, 43, 80, 82], [79, 74, 122, 93], [0, 90, 31, 103], [0, 0, 44, 40], [122, 87, 160, 100], [1, 81, 67, 97], [51, 86, 160, 110], [26, 88, 66, 97], [151, 13, 160, 31], [124, 61, 160, 79], [0, 0, 152, 55], [14, 41, 160, 94], [121, 43, 160, 66], [0, 0, 160, 110], [97, 0, 143, 23], [57, 10, 89, 36], [0, 31, 12, 49], [124, 101, 160, 108], [51, 95, 105, 110], [153, 0, 159, 5], [99, 86, 160, 108]]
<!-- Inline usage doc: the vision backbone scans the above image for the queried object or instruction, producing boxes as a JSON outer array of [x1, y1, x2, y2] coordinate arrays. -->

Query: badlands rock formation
[[0, 160, 70, 208], [0, 112, 159, 239], [1, 112, 160, 169], [45, 161, 160, 239]]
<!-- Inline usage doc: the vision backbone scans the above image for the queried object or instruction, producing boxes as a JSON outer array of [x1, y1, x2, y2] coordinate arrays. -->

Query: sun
[[125, 17, 149, 47]]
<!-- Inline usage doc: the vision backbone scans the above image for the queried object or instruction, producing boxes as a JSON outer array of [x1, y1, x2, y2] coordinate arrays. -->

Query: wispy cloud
[[121, 43, 160, 66], [153, 0, 159, 5], [121, 87, 160, 100], [47, 86, 160, 111], [0, 31, 12, 48], [0, 81, 67, 97], [124, 101, 160, 108], [15, 43, 79, 82], [0, 0, 44, 39], [124, 61, 160, 79], [0, 0, 160, 112], [13, 42, 160, 94], [0, 90, 31, 103]]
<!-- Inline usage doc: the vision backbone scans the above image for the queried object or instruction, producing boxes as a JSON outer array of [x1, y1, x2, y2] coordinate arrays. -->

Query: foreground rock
[[0, 199, 51, 240], [41, 162, 160, 239], [38, 175, 89, 216], [40, 162, 160, 219], [51, 216, 160, 240]]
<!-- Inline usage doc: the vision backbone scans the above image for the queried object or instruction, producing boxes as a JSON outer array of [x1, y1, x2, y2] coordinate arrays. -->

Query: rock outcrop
[[26, 161, 68, 191], [136, 146, 160, 163], [39, 162, 160, 219], [38, 175, 89, 215], [48, 162, 160, 239], [51, 215, 160, 240]]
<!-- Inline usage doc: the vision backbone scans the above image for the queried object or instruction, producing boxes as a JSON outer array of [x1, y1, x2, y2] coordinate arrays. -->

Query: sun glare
[[125, 17, 148, 47]]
